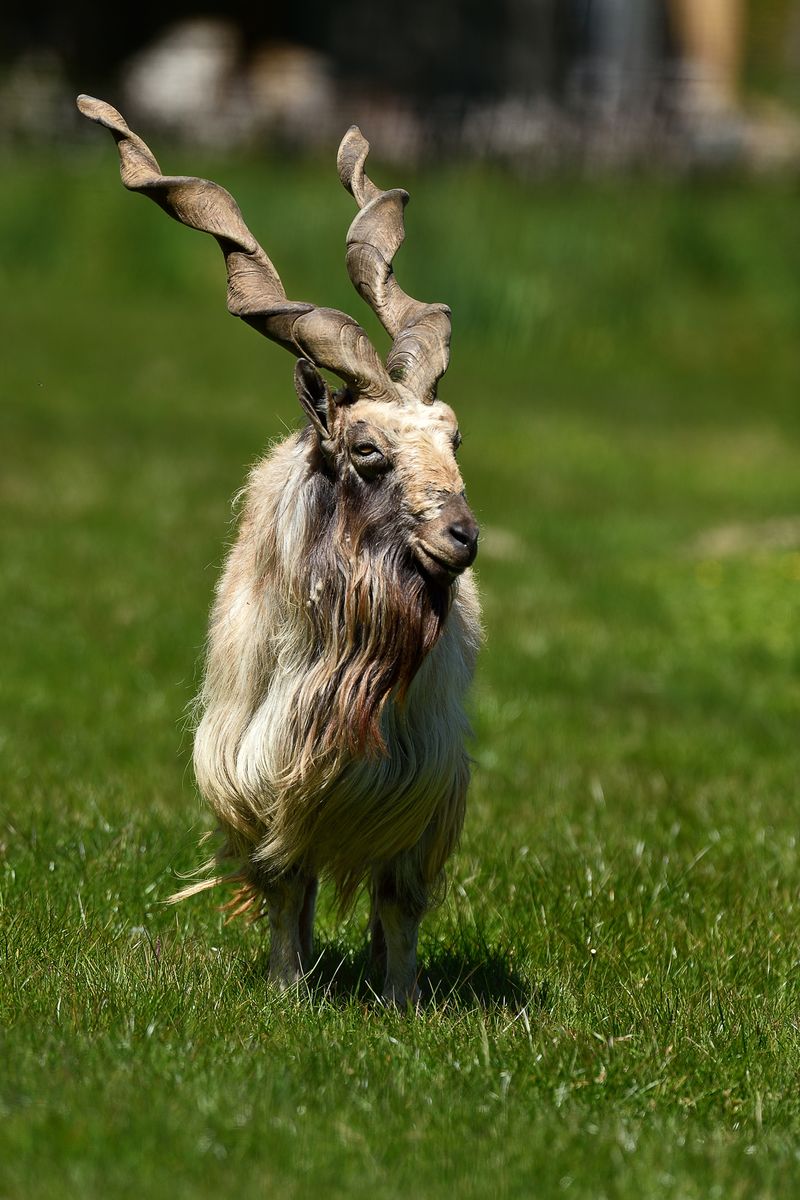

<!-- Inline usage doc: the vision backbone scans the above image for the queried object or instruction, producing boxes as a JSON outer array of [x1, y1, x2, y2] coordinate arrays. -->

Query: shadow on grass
[[421, 946, 544, 1011], [244, 938, 545, 1012]]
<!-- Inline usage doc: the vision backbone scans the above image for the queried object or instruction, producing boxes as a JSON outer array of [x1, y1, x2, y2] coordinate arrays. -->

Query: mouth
[[414, 541, 464, 582]]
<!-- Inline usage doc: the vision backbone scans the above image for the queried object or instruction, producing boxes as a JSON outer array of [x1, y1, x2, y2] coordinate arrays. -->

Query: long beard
[[293, 475, 452, 767]]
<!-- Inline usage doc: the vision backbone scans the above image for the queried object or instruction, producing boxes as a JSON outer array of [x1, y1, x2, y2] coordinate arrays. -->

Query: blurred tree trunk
[[743, 0, 800, 106], [504, 0, 556, 97], [568, 0, 662, 114], [668, 0, 745, 105]]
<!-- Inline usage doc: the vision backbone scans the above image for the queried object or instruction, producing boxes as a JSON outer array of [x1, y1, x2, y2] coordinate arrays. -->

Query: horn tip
[[76, 93, 128, 131], [337, 125, 370, 189], [342, 123, 366, 145], [76, 93, 100, 117]]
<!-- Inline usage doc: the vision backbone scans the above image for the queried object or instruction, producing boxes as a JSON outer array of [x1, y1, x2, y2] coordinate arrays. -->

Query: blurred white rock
[[121, 18, 248, 146]]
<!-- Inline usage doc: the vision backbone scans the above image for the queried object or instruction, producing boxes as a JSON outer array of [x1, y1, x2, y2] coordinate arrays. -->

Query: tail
[[167, 867, 266, 923], [166, 829, 264, 923]]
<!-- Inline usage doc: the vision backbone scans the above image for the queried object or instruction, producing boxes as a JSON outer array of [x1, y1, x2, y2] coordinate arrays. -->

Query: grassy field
[[1, 143, 800, 1198]]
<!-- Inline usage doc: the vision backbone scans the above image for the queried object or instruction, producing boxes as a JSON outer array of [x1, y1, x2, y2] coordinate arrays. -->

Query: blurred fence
[[1, 0, 799, 167]]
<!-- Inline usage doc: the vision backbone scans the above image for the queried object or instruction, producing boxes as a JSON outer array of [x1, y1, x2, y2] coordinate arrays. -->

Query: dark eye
[[452, 430, 462, 452], [350, 441, 389, 477]]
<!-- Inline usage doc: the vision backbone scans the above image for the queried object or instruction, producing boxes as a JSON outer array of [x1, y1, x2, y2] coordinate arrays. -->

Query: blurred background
[[3, 0, 800, 167]]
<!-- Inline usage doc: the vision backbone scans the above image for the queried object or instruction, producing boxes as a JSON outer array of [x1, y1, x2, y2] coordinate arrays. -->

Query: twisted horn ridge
[[338, 126, 451, 405], [76, 96, 392, 400]]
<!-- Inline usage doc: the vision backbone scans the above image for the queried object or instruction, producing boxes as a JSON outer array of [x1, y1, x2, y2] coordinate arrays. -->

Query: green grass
[[2, 144, 800, 1198]]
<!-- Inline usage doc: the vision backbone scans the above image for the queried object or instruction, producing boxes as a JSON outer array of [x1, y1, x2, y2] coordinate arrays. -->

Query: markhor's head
[[295, 362, 477, 586], [76, 96, 478, 585]]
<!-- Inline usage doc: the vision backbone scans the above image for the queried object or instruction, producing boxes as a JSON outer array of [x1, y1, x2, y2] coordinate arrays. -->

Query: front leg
[[264, 870, 311, 989], [299, 876, 318, 970], [370, 860, 427, 1006]]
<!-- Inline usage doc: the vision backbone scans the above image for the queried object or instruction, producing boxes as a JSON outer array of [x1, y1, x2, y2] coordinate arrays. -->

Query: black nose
[[449, 517, 479, 551], [447, 514, 479, 565]]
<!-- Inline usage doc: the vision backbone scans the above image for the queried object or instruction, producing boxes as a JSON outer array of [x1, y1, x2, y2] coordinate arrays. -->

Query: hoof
[[381, 983, 420, 1009], [268, 966, 305, 992]]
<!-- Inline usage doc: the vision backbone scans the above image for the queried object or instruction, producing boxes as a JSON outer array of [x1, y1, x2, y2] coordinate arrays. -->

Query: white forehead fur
[[348, 397, 458, 435], [338, 397, 464, 519]]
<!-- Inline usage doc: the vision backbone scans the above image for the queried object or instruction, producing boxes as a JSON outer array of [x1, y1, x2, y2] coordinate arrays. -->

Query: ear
[[294, 359, 331, 442]]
